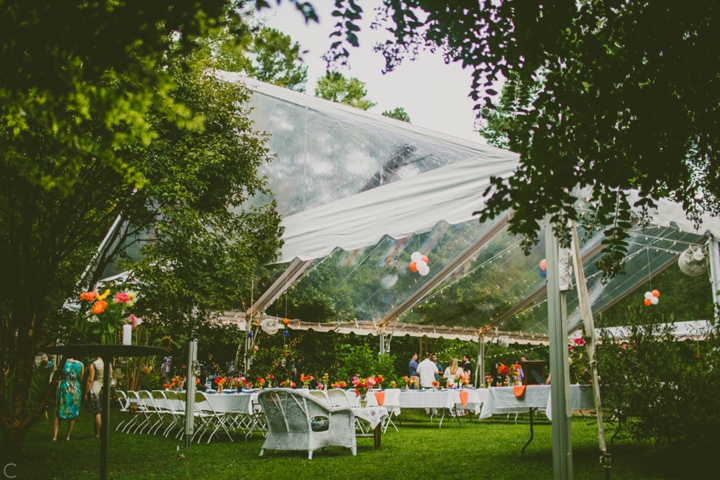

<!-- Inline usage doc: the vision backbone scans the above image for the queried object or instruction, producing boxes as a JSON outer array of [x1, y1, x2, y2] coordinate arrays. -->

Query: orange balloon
[[539, 259, 547, 270], [652, 290, 660, 298], [409, 262, 418, 272], [421, 255, 429, 264], [644, 298, 652, 306]]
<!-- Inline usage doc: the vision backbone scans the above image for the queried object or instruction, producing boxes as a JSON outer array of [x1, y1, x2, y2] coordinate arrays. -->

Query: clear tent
[[218, 72, 719, 342]]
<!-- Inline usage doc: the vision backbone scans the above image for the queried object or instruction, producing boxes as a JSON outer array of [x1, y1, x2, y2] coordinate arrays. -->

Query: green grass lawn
[[3, 408, 710, 479]]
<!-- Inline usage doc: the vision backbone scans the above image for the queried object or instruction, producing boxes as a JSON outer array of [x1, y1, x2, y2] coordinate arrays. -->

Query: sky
[[259, 1, 488, 144]]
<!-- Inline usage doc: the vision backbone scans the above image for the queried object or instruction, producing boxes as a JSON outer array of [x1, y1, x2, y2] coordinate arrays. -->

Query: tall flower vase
[[360, 392, 367, 408]]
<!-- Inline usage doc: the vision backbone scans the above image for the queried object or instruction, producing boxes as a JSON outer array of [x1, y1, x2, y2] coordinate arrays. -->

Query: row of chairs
[[307, 389, 400, 434], [115, 390, 264, 443]]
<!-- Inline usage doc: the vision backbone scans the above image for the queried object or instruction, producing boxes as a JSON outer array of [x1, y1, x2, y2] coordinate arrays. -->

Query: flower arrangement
[[300, 374, 314, 388], [266, 373, 275, 388], [431, 380, 440, 389], [330, 380, 347, 389], [214, 376, 227, 390], [280, 379, 296, 388], [485, 374, 494, 387], [231, 376, 251, 390], [256, 377, 266, 388], [497, 363, 519, 385], [164, 376, 184, 390], [401, 375, 414, 389], [322, 373, 329, 388], [351, 376, 371, 396], [78, 288, 139, 342]]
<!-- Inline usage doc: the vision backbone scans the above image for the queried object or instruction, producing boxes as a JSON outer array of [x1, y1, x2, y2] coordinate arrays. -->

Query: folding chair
[[194, 392, 234, 443], [309, 390, 330, 407], [136, 390, 163, 434], [381, 389, 401, 433], [115, 391, 135, 433]]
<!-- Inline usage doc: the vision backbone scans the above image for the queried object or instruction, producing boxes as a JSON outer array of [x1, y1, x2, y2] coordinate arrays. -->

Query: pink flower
[[253, 345, 259, 351], [367, 378, 376, 386], [114, 292, 131, 303], [573, 338, 586, 346]]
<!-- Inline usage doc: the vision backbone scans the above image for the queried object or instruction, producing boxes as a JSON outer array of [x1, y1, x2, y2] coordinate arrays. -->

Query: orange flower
[[282, 318, 290, 325], [79, 291, 98, 302], [91, 301, 108, 314]]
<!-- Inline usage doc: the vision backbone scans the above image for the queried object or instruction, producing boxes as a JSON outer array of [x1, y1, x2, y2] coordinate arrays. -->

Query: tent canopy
[[217, 72, 718, 339]]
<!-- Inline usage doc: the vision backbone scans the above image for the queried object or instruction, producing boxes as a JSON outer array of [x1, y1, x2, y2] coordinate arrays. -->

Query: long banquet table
[[364, 389, 484, 428]]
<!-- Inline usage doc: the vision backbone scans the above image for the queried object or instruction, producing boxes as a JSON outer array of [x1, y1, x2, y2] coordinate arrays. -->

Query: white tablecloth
[[352, 406, 388, 430], [204, 392, 259, 414], [478, 385, 594, 420], [387, 389, 484, 414]]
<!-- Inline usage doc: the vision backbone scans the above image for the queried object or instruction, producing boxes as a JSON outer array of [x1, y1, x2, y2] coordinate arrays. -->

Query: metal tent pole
[[546, 216, 573, 480], [184, 339, 197, 449]]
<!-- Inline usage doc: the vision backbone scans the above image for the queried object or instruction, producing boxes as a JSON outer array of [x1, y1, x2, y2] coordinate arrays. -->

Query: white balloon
[[644, 291, 653, 300], [650, 297, 659, 305], [416, 260, 428, 270], [419, 267, 430, 276], [411, 251, 422, 263]]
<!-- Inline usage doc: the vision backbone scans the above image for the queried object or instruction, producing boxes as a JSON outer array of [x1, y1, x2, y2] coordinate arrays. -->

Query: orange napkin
[[514, 386, 526, 398], [459, 391, 469, 406], [375, 392, 385, 406]]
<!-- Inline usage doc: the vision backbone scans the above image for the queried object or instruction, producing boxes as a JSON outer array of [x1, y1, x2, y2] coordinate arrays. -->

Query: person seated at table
[[461, 354, 472, 379], [417, 352, 437, 388], [442, 358, 464, 386]]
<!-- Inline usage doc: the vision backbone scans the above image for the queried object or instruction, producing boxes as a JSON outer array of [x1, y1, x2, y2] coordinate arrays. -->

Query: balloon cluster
[[643, 290, 660, 306], [539, 259, 547, 278], [409, 252, 430, 276]]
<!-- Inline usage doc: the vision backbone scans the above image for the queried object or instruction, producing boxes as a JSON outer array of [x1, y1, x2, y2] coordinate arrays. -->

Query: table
[[204, 391, 259, 414], [46, 344, 167, 480], [478, 385, 594, 455], [366, 389, 483, 428], [351, 406, 388, 449]]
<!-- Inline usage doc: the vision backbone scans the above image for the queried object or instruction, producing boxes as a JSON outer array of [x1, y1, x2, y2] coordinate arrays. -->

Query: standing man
[[408, 353, 418, 377], [417, 352, 437, 388], [461, 354, 473, 380], [432, 354, 443, 382]]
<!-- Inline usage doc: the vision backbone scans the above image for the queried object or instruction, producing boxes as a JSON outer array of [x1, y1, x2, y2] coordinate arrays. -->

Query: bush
[[596, 305, 720, 453]]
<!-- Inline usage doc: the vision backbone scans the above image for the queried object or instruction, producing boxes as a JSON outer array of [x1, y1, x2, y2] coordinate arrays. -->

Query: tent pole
[[570, 221, 611, 476], [708, 238, 720, 320], [546, 216, 573, 480], [184, 339, 197, 449], [476, 334, 485, 388]]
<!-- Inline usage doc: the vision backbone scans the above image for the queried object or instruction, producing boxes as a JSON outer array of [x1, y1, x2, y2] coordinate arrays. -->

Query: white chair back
[[309, 390, 329, 407], [327, 388, 350, 407]]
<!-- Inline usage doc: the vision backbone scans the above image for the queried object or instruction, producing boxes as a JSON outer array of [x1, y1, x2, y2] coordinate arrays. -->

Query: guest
[[517, 357, 526, 384], [85, 357, 111, 439], [432, 354, 443, 382], [417, 352, 437, 388], [443, 358, 464, 386], [292, 357, 304, 387], [408, 353, 418, 377], [461, 354, 473, 379], [53, 357, 84, 441]]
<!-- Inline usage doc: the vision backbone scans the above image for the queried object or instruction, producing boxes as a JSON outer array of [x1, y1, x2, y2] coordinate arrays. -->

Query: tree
[[0, 0, 249, 194], [214, 26, 309, 92], [0, 57, 283, 454], [284, 0, 720, 279], [314, 70, 377, 110], [381, 107, 411, 123]]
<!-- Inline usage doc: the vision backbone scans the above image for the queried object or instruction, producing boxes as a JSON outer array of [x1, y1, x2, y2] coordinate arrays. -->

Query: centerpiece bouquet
[[214, 376, 227, 392], [164, 376, 184, 391], [497, 363, 519, 386], [255, 377, 266, 390], [280, 379, 296, 388], [266, 373, 275, 388], [351, 375, 382, 406], [431, 380, 440, 390], [300, 374, 314, 388], [78, 288, 139, 343], [401, 375, 415, 390], [485, 374, 494, 388], [322, 373, 329, 389], [330, 380, 347, 389]]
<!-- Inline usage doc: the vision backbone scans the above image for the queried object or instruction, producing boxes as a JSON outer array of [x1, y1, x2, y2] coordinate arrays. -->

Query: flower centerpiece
[[351, 376, 371, 406], [459, 373, 471, 388], [497, 363, 519, 386], [431, 380, 440, 390], [164, 376, 184, 391], [214, 376, 227, 393], [401, 375, 414, 390], [280, 379, 296, 388], [330, 380, 347, 389], [300, 374, 314, 389], [485, 375, 494, 388], [255, 377, 266, 390], [78, 288, 139, 344], [232, 376, 251, 392], [322, 373, 330, 389], [266, 373, 275, 388]]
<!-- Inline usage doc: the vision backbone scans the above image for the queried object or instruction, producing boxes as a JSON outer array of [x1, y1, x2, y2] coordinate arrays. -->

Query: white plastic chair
[[327, 389, 351, 407], [380, 389, 401, 433], [309, 390, 330, 407]]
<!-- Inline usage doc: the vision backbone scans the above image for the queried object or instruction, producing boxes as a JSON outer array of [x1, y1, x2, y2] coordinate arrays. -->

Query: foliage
[[381, 107, 411, 123], [567, 338, 591, 385], [0, 55, 282, 451], [596, 305, 720, 452], [314, 71, 377, 110], [0, 0, 241, 193], [212, 25, 309, 92], [307, 0, 720, 281]]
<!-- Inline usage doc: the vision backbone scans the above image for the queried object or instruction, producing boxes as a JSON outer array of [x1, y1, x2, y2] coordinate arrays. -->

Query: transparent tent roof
[[218, 73, 719, 339]]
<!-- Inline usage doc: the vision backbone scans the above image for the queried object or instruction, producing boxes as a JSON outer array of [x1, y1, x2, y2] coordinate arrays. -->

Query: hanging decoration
[[409, 251, 430, 276], [539, 259, 547, 278], [643, 290, 660, 306]]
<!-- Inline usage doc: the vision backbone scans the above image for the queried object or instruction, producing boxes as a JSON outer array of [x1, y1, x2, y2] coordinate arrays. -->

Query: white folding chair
[[309, 390, 330, 407], [327, 389, 350, 407], [115, 391, 135, 433], [381, 389, 401, 433], [135, 390, 163, 434], [161, 390, 186, 437], [194, 392, 234, 443]]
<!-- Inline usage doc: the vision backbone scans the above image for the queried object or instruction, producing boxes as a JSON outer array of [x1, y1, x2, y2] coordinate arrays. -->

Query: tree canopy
[[314, 70, 377, 110]]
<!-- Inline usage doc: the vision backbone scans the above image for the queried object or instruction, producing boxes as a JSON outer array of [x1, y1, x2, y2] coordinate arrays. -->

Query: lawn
[[3, 408, 710, 479]]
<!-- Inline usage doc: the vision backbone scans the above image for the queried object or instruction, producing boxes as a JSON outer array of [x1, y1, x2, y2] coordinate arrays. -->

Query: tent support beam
[[246, 258, 313, 318], [708, 238, 720, 320], [594, 254, 678, 315], [378, 213, 511, 329], [480, 239, 606, 334]]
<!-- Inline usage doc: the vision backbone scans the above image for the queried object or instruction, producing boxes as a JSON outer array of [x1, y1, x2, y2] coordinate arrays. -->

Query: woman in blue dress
[[53, 357, 84, 441]]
